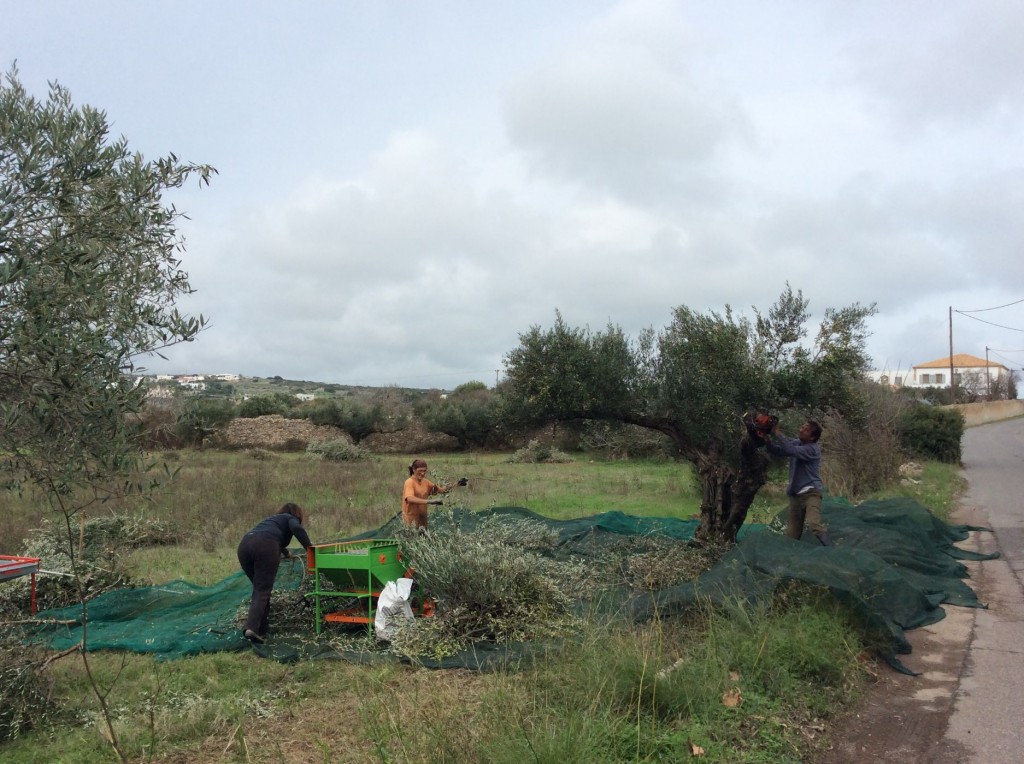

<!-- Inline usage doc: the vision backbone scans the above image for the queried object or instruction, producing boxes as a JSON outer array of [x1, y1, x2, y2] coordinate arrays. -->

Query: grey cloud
[[120, 2, 1024, 387], [748, 169, 1024, 310], [502, 4, 748, 205], [852, 0, 1024, 128]]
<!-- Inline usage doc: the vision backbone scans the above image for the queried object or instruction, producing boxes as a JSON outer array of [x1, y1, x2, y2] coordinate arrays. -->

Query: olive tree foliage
[[501, 288, 876, 541], [417, 381, 499, 449], [0, 67, 214, 505], [238, 392, 295, 418], [175, 397, 237, 448], [303, 398, 375, 442], [301, 394, 406, 444], [0, 68, 214, 761]]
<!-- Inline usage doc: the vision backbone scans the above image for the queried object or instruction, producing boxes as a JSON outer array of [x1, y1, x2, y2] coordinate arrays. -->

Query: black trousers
[[237, 533, 281, 637]]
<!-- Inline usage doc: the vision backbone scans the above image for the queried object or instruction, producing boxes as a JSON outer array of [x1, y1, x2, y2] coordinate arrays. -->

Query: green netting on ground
[[23, 498, 996, 673], [629, 497, 998, 673], [24, 558, 309, 656]]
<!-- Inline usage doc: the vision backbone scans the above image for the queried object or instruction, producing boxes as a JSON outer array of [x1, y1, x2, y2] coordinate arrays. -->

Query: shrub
[[821, 382, 908, 498], [135, 402, 182, 449], [176, 398, 237, 447], [507, 439, 574, 464], [897, 404, 965, 463], [299, 398, 389, 444], [306, 438, 370, 462], [577, 421, 672, 460], [300, 399, 339, 427], [416, 383, 500, 450], [237, 393, 293, 418], [0, 642, 52, 742]]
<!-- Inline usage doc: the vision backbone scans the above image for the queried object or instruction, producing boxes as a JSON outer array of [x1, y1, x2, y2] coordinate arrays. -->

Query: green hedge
[[897, 405, 965, 463]]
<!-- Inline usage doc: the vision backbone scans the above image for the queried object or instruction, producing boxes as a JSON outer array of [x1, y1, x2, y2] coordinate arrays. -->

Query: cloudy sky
[[5, 0, 1024, 388]]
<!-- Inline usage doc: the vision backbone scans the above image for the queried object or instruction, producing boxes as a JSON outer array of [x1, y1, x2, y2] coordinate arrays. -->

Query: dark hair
[[408, 458, 428, 476], [805, 421, 823, 442], [280, 502, 305, 524]]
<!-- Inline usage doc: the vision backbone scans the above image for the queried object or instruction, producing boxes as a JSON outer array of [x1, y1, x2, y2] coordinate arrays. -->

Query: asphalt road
[[818, 416, 1024, 763], [942, 416, 1024, 761]]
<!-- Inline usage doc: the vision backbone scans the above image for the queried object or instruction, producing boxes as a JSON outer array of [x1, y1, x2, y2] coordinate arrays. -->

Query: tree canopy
[[416, 381, 498, 449], [501, 287, 876, 540], [0, 67, 214, 504]]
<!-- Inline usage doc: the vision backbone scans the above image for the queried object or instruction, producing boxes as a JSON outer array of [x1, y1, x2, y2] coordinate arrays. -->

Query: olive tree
[[238, 392, 296, 418], [0, 67, 213, 759], [417, 381, 499, 449], [501, 287, 876, 541], [303, 397, 395, 443], [1, 67, 214, 498]]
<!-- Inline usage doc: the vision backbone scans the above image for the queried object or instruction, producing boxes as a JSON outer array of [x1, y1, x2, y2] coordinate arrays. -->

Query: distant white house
[[868, 353, 1008, 391], [865, 367, 910, 388]]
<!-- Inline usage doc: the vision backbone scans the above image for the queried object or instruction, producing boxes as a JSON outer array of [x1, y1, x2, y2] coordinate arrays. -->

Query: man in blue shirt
[[765, 420, 832, 546]]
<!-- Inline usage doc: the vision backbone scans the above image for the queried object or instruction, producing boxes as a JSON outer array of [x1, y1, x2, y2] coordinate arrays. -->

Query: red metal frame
[[0, 555, 42, 615]]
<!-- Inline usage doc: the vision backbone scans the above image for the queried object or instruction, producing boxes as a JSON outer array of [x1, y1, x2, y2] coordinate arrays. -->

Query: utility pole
[[948, 306, 955, 402], [986, 346, 991, 399]]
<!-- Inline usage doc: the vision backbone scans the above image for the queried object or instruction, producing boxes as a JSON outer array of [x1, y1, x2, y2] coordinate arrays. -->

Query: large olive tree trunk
[[693, 433, 772, 543]]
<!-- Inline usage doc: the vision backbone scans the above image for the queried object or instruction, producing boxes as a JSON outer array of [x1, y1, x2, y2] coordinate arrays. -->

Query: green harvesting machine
[[305, 539, 426, 634]]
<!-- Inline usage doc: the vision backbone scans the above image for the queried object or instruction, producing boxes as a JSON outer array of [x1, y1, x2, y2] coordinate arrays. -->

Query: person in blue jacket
[[236, 502, 313, 643], [764, 421, 832, 546]]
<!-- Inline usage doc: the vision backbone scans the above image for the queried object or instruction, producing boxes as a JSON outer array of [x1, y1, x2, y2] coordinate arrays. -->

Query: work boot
[[815, 532, 834, 547], [244, 629, 265, 644]]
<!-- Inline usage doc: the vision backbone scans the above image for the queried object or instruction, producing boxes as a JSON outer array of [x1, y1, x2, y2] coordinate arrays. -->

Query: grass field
[[4, 452, 720, 585], [1, 450, 964, 763]]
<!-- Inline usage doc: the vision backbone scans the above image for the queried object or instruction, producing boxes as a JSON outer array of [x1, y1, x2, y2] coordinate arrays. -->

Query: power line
[[953, 312, 1024, 333], [987, 349, 1024, 367], [957, 297, 1024, 313], [948, 301, 1024, 394]]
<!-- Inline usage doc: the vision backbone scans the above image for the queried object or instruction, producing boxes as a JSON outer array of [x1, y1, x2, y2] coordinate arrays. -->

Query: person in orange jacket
[[401, 459, 459, 530]]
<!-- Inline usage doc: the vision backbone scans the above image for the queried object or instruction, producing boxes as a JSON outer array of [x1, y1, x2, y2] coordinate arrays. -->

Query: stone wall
[[362, 421, 459, 454], [944, 399, 1024, 427], [216, 415, 349, 451], [214, 414, 459, 453]]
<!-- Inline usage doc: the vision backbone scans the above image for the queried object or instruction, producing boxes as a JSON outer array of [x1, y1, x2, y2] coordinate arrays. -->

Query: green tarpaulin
[[24, 498, 996, 674]]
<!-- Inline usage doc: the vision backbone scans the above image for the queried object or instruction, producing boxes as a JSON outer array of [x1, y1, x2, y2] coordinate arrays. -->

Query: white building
[[868, 353, 1009, 391]]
